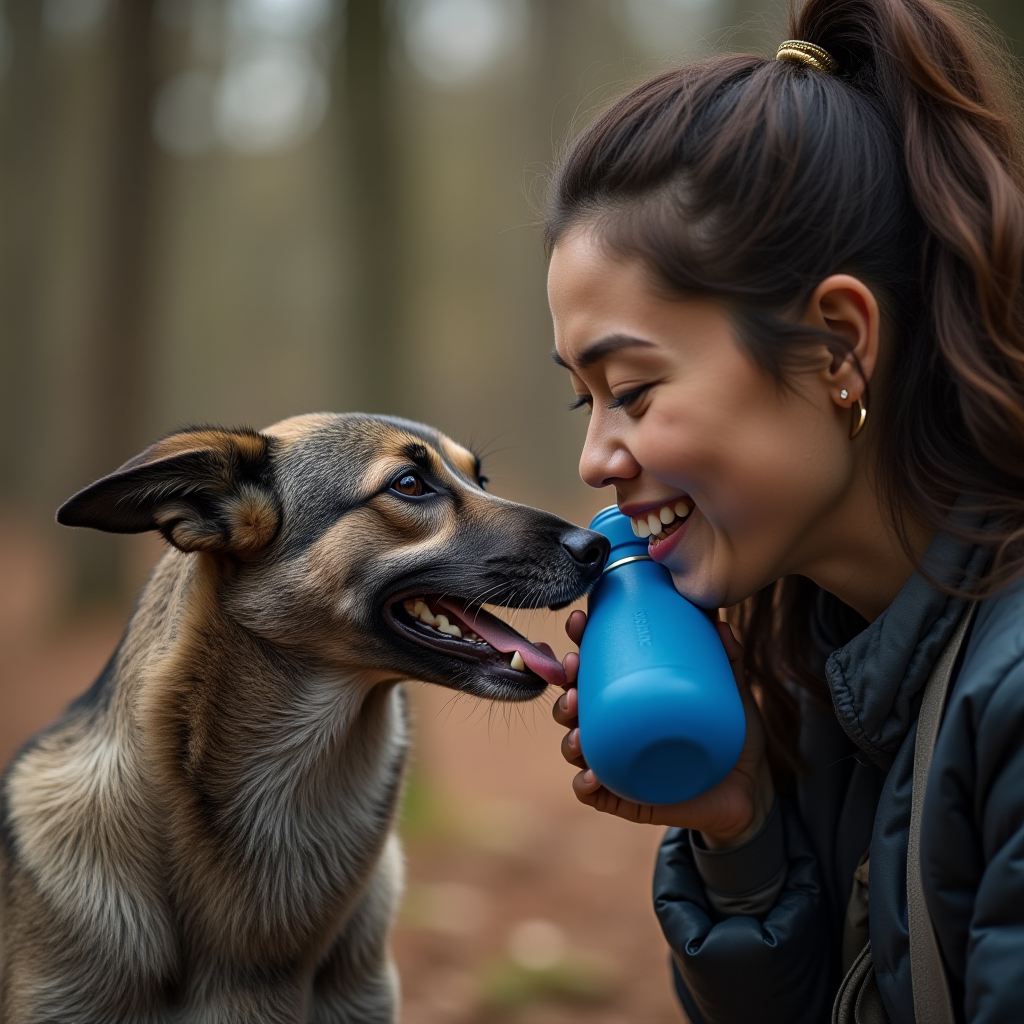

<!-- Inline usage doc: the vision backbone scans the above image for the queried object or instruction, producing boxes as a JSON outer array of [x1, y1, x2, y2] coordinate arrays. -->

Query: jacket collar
[[824, 520, 987, 770]]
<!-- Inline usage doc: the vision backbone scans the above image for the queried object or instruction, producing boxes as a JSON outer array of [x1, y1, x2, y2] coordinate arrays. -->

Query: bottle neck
[[603, 553, 652, 575]]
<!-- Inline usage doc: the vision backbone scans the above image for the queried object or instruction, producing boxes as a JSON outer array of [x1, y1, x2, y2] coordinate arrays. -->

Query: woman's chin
[[668, 567, 727, 610]]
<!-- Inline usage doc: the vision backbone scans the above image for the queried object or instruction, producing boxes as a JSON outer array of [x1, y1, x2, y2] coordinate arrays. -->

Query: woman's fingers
[[571, 773, 660, 824], [573, 768, 603, 797], [561, 650, 579, 688], [551, 685, 578, 728], [560, 727, 588, 769], [571, 775, 743, 832], [565, 608, 587, 646], [715, 618, 742, 664], [715, 619, 762, 723]]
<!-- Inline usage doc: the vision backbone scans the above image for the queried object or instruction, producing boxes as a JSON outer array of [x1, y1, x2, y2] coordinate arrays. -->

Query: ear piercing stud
[[840, 389, 849, 400]]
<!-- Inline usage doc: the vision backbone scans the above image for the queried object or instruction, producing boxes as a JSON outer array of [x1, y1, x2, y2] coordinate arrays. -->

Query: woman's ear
[[803, 274, 881, 409]]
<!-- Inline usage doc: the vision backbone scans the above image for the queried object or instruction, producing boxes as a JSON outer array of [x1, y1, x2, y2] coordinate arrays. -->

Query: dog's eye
[[478, 476, 489, 491], [392, 473, 425, 497]]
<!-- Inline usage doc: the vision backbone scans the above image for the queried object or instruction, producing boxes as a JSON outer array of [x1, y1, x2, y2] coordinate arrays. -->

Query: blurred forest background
[[2, 1, 1023, 1021]]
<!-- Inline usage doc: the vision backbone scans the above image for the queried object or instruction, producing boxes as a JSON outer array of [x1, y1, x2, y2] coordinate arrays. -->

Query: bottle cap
[[589, 505, 649, 560]]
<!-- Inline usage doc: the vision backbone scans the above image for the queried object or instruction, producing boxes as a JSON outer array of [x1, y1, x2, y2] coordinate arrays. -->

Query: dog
[[0, 412, 608, 1023]]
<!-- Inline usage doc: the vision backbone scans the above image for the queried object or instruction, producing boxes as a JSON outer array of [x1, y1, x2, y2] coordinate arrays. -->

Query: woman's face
[[548, 226, 863, 609]]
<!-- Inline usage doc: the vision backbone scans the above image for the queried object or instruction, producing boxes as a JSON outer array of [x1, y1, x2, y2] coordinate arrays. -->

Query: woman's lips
[[647, 516, 688, 565], [648, 512, 691, 562]]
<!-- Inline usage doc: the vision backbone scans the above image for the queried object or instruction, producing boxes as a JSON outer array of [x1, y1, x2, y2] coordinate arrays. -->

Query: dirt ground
[[0, 514, 685, 1023]]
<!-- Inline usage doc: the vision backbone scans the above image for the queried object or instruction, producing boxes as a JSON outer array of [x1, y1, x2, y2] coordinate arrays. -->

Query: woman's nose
[[578, 419, 641, 489]]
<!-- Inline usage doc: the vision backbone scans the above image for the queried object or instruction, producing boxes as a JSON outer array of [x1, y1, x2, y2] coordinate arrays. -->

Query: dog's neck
[[119, 551, 408, 865]]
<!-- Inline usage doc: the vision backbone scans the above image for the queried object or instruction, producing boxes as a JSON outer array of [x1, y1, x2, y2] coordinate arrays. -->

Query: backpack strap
[[907, 603, 976, 1024]]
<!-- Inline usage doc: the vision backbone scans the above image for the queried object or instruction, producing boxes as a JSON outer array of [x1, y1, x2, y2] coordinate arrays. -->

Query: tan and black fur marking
[[0, 413, 608, 1023]]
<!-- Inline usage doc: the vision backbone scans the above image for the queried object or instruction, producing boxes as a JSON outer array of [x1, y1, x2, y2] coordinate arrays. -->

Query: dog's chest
[[174, 680, 410, 956]]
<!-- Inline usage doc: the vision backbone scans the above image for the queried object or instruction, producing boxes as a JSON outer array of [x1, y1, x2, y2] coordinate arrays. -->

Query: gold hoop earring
[[850, 399, 867, 439]]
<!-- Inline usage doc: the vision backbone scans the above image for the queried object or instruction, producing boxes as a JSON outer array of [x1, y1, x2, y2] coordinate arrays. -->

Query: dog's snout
[[560, 528, 610, 576]]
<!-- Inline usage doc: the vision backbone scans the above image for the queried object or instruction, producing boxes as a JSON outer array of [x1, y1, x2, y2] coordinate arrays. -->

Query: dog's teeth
[[433, 614, 462, 638], [417, 606, 437, 626], [510, 651, 526, 671], [404, 599, 417, 615], [674, 501, 690, 518], [659, 505, 675, 525], [647, 513, 661, 536]]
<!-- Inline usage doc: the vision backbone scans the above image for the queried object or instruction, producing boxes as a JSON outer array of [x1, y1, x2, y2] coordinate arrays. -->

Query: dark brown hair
[[546, 0, 1024, 783]]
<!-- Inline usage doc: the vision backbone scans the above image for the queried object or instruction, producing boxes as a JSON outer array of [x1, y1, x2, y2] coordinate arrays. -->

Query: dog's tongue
[[437, 600, 566, 687]]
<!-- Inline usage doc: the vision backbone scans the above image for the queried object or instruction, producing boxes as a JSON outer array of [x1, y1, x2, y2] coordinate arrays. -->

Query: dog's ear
[[57, 427, 281, 555]]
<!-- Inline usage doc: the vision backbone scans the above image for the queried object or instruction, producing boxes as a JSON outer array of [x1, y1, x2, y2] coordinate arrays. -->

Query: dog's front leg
[[307, 833, 403, 1024]]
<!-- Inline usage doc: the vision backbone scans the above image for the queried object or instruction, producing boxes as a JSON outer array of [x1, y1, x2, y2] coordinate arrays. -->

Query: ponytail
[[546, 0, 1024, 786], [796, 0, 1024, 587]]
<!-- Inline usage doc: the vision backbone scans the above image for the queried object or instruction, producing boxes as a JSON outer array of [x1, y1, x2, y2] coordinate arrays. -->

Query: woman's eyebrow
[[551, 333, 655, 371]]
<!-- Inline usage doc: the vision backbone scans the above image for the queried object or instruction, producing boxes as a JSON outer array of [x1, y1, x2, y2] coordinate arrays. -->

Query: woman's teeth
[[630, 501, 691, 539]]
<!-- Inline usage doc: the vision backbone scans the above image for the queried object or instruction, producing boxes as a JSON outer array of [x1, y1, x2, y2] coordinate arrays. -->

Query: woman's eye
[[568, 394, 593, 412], [609, 384, 651, 411], [392, 473, 425, 497]]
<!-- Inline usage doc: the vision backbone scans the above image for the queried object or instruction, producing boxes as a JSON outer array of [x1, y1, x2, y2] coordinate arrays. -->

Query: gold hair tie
[[776, 40, 837, 74]]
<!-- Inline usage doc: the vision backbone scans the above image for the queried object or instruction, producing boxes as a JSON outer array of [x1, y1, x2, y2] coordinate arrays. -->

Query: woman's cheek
[[665, 503, 761, 605], [657, 460, 797, 603], [632, 427, 714, 493]]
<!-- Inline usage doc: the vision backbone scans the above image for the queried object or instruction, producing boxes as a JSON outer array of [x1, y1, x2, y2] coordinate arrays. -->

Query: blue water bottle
[[576, 506, 746, 805]]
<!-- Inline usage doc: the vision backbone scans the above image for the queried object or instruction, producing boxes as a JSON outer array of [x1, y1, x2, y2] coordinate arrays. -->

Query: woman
[[546, 1, 1024, 1021]]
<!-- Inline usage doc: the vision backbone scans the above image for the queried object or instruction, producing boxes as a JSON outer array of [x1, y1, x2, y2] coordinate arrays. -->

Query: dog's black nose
[[560, 528, 610, 575]]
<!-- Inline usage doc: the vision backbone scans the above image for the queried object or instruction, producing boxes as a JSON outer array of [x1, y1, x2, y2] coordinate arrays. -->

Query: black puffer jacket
[[653, 529, 1024, 1024]]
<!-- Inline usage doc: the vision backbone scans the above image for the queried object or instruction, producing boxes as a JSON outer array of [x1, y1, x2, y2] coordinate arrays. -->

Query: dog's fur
[[0, 413, 607, 1023]]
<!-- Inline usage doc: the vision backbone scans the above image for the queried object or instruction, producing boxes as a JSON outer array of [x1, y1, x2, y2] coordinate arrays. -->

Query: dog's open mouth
[[384, 595, 565, 689]]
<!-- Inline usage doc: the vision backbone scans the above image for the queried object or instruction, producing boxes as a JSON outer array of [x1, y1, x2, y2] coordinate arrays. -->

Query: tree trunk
[[339, 0, 404, 414], [0, 0, 46, 500], [72, 0, 160, 601]]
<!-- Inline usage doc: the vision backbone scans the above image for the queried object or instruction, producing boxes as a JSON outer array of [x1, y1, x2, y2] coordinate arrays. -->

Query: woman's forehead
[[550, 233, 729, 370], [549, 226, 634, 299], [549, 231, 657, 355]]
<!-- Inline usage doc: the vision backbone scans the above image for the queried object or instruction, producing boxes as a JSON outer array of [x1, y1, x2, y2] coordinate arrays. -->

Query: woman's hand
[[554, 609, 775, 849]]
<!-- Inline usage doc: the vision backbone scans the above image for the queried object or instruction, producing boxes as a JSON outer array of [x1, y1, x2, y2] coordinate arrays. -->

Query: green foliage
[[398, 765, 451, 842], [480, 956, 613, 1013]]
